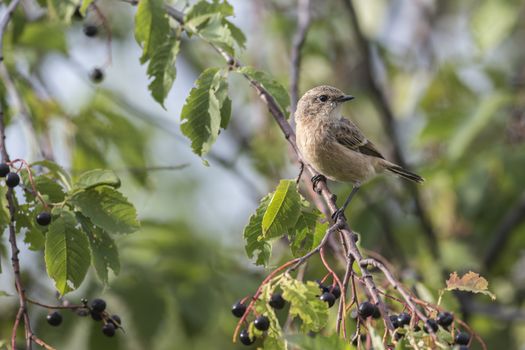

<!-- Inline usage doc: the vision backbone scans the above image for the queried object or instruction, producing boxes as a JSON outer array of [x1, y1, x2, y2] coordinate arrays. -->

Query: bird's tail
[[386, 164, 424, 183]]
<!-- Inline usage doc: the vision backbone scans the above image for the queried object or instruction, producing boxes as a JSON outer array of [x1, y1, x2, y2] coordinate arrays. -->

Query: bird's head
[[295, 85, 354, 121]]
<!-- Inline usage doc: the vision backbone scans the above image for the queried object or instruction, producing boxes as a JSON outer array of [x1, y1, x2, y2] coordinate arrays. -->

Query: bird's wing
[[334, 118, 385, 159]]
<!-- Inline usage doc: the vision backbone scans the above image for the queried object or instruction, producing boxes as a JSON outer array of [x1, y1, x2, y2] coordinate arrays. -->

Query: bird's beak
[[336, 95, 355, 103]]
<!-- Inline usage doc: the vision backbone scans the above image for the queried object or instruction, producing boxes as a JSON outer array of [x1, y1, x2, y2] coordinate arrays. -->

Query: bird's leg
[[296, 161, 305, 184], [331, 184, 361, 221], [311, 174, 327, 193]]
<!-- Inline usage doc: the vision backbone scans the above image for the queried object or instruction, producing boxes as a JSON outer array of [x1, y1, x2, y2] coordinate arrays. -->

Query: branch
[[341, 0, 439, 254], [289, 0, 311, 115]]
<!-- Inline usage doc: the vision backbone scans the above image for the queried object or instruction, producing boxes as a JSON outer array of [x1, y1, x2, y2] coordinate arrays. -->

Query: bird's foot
[[311, 174, 327, 193]]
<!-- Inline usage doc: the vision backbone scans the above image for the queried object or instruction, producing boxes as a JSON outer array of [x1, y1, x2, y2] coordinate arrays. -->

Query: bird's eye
[[318, 95, 328, 102]]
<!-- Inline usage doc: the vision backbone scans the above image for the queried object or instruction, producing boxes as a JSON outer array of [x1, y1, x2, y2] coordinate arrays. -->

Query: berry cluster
[[232, 291, 287, 346], [73, 6, 105, 84], [1, 162, 52, 227], [232, 282, 345, 346], [45, 298, 122, 338], [354, 303, 471, 347]]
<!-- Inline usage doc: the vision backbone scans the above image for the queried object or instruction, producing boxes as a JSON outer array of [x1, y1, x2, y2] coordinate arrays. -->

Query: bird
[[294, 85, 423, 221]]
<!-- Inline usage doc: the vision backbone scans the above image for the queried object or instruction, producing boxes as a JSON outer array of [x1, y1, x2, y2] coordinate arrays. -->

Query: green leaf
[[0, 290, 13, 297], [262, 180, 301, 239], [74, 169, 121, 190], [134, 0, 169, 63], [180, 68, 231, 156], [184, 0, 245, 55], [238, 66, 290, 117], [24, 226, 46, 251], [0, 186, 9, 231], [224, 19, 246, 50], [281, 275, 329, 332], [31, 160, 72, 190], [70, 187, 140, 234], [77, 214, 120, 284], [45, 211, 91, 295], [147, 34, 180, 107], [243, 194, 272, 266], [290, 207, 327, 257]]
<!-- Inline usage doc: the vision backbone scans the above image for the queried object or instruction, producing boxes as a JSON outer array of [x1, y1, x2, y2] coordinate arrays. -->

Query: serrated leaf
[[224, 19, 246, 50], [281, 276, 329, 332], [24, 227, 45, 251], [180, 68, 231, 156], [184, 0, 234, 21], [262, 180, 301, 239], [134, 0, 169, 63], [244, 194, 272, 266], [74, 169, 121, 190], [238, 66, 290, 117], [291, 208, 327, 257], [147, 35, 180, 107], [445, 271, 496, 300], [70, 187, 140, 234], [45, 211, 91, 295], [77, 214, 120, 284]]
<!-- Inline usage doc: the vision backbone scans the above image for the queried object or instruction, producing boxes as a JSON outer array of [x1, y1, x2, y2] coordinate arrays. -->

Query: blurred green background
[[1, 0, 525, 349]]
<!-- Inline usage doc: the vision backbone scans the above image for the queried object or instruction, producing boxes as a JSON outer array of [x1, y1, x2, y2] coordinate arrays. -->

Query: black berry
[[269, 293, 286, 309], [358, 301, 375, 318], [455, 331, 470, 345], [319, 292, 336, 307], [90, 310, 103, 321], [0, 163, 9, 177], [424, 319, 439, 333], [46, 311, 62, 326], [330, 285, 341, 299], [109, 314, 121, 327], [231, 301, 246, 318], [437, 311, 454, 328], [318, 283, 330, 294], [372, 304, 381, 319], [390, 315, 400, 328], [5, 172, 20, 187], [397, 312, 411, 327], [36, 212, 52, 226], [253, 315, 270, 331], [90, 68, 104, 83], [239, 329, 255, 345], [102, 322, 116, 337], [90, 298, 106, 313], [458, 346, 469, 350], [83, 24, 98, 37]]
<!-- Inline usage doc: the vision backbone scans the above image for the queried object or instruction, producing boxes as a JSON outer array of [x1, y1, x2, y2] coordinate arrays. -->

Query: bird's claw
[[311, 174, 327, 193]]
